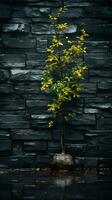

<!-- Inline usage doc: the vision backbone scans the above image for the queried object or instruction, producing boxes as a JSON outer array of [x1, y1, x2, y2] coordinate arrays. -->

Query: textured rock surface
[[0, 0, 112, 168]]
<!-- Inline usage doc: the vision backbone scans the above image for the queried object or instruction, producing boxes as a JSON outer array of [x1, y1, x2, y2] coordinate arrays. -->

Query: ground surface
[[0, 168, 112, 199]]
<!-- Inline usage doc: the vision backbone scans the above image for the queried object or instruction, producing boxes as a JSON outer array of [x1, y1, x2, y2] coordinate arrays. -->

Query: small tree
[[41, 7, 88, 153]]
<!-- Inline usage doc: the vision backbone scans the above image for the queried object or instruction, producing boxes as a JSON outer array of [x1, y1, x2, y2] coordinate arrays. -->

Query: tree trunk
[[60, 109, 66, 153]]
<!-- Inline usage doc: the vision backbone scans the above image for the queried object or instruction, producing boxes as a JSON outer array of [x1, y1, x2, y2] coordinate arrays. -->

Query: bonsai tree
[[41, 7, 88, 160]]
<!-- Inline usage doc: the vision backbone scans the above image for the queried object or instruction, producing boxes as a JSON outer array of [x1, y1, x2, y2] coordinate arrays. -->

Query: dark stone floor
[[0, 168, 112, 200]]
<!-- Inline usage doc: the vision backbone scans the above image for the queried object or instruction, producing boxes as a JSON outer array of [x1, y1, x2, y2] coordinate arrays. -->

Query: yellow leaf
[[48, 121, 54, 128]]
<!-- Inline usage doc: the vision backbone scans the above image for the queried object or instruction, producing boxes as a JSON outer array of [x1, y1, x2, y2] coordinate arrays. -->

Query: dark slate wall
[[0, 0, 112, 168]]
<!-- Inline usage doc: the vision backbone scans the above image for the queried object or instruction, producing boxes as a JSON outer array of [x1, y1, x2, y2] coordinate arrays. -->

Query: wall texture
[[0, 0, 112, 168]]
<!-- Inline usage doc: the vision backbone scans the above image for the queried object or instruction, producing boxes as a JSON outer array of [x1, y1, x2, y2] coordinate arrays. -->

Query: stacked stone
[[0, 0, 112, 168]]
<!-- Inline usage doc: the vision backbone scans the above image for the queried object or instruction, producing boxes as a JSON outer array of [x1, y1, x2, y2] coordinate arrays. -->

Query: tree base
[[50, 152, 74, 170]]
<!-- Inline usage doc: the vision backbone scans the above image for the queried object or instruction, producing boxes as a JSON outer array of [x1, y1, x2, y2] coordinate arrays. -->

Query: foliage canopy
[[41, 7, 88, 128]]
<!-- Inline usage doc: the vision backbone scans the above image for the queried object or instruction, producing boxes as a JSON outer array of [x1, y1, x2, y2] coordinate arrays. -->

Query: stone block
[[39, 8, 50, 14], [84, 24, 112, 35], [52, 8, 83, 18], [98, 133, 112, 145], [65, 25, 77, 34], [14, 83, 40, 94], [24, 141, 47, 151], [79, 18, 109, 26], [0, 114, 29, 128], [47, 188, 65, 200], [12, 142, 23, 155], [31, 114, 53, 128], [0, 130, 10, 139], [0, 70, 10, 82], [98, 82, 112, 90], [65, 0, 107, 2], [36, 36, 47, 52], [89, 70, 112, 78], [86, 143, 98, 157], [65, 1, 92, 7], [25, 7, 50, 17], [90, 77, 112, 83], [36, 155, 50, 167], [83, 157, 98, 168], [24, 186, 48, 200], [12, 6, 49, 18], [0, 140, 11, 151], [12, 6, 29, 18], [11, 129, 52, 140], [3, 38, 36, 49], [0, 54, 25, 68], [68, 98, 84, 107], [84, 108, 99, 114], [53, 129, 84, 141], [3, 24, 30, 33], [97, 116, 112, 129], [84, 7, 112, 18], [0, 3, 11, 18], [81, 83, 97, 94], [98, 145, 112, 158], [85, 129, 112, 136], [66, 143, 87, 156], [0, 155, 35, 168], [0, 99, 25, 111], [64, 0, 108, 6], [26, 53, 46, 67], [32, 17, 50, 23], [0, 93, 22, 99], [0, 84, 13, 94], [69, 114, 96, 125], [85, 96, 112, 104], [24, 0, 62, 7], [75, 156, 84, 167], [85, 97, 112, 109], [10, 69, 42, 81], [32, 24, 52, 34], [85, 41, 109, 53], [71, 107, 83, 114], [110, 40, 112, 47], [0, 38, 2, 52], [98, 158, 112, 167], [10, 17, 31, 23], [84, 53, 112, 69], [98, 82, 112, 96], [26, 93, 52, 100], [26, 99, 49, 114], [48, 141, 61, 154]]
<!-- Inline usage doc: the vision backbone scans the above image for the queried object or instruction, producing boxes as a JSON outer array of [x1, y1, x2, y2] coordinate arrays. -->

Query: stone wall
[[0, 0, 112, 168]]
